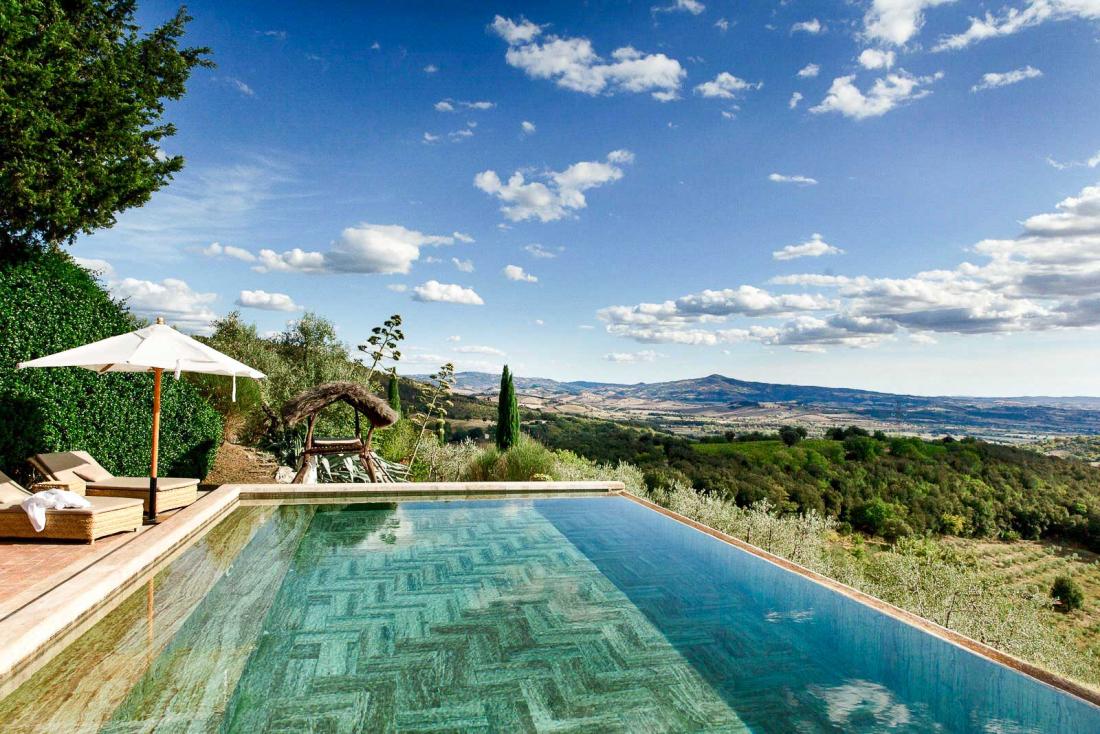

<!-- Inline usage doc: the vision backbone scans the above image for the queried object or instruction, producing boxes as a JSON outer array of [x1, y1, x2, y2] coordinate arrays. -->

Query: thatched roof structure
[[282, 381, 398, 428]]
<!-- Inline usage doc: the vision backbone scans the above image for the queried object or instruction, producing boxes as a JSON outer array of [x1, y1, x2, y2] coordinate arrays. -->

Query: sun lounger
[[0, 470, 142, 543], [29, 451, 199, 514]]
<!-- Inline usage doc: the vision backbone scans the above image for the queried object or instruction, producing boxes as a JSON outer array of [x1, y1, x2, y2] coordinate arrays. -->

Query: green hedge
[[0, 250, 223, 482]]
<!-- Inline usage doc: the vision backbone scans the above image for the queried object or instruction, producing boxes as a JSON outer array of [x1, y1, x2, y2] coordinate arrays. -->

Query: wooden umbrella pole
[[149, 367, 163, 521]]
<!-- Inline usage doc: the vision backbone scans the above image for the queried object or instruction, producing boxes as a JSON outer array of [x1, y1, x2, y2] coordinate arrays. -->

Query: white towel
[[21, 489, 92, 532]]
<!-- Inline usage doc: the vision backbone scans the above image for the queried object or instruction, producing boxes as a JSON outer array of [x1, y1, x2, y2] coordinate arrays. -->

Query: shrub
[[843, 435, 881, 461], [500, 438, 556, 481], [852, 498, 911, 540], [1050, 575, 1084, 612], [779, 426, 806, 447], [0, 250, 222, 480]]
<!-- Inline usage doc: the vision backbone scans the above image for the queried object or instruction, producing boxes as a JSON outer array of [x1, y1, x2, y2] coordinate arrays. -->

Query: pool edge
[[618, 490, 1100, 710]]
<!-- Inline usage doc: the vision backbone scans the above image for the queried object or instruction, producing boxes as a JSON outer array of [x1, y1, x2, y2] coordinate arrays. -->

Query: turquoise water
[[2, 496, 1097, 732]]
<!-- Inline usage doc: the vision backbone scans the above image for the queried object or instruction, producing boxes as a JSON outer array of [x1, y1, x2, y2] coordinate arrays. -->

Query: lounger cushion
[[0, 471, 31, 505], [0, 495, 143, 514], [87, 477, 198, 492], [74, 464, 113, 483]]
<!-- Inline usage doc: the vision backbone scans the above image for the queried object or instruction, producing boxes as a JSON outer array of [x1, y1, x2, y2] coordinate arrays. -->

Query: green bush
[[0, 250, 223, 481], [1050, 575, 1084, 612], [500, 438, 556, 481]]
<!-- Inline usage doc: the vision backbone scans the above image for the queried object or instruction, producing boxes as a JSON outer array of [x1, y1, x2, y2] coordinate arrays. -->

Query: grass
[[944, 536, 1100, 659]]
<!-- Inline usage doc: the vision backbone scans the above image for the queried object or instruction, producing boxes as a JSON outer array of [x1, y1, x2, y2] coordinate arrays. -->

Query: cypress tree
[[387, 374, 402, 416], [497, 365, 520, 450]]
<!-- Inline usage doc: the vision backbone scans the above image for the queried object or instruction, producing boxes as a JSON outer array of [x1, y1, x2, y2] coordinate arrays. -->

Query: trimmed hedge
[[0, 249, 222, 482]]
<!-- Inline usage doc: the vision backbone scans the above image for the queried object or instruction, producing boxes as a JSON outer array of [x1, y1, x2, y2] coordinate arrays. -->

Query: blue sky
[[77, 1, 1100, 395]]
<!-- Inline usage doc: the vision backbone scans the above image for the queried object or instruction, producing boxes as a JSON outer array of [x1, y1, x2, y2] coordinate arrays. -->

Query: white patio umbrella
[[17, 317, 265, 519]]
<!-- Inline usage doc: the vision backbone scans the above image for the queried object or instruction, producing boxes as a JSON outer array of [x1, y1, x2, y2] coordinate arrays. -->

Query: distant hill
[[437, 372, 1100, 437]]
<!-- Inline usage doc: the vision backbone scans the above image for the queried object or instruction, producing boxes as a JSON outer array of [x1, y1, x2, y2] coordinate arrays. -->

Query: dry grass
[[945, 536, 1100, 659]]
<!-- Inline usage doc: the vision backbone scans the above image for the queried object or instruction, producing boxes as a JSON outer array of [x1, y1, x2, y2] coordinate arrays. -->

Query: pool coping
[[0, 481, 622, 697], [620, 491, 1100, 710]]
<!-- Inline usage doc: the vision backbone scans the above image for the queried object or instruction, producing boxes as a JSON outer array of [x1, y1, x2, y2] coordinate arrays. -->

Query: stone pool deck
[[0, 481, 623, 697]]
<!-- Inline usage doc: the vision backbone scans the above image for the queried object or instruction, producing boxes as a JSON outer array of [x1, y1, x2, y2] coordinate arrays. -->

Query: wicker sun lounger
[[29, 451, 199, 514], [0, 470, 142, 543]]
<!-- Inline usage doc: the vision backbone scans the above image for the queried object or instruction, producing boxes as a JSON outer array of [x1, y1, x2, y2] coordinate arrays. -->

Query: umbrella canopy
[[18, 318, 265, 519], [18, 321, 265, 380]]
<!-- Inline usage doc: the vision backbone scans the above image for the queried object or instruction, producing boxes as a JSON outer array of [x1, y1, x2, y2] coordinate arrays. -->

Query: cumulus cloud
[[111, 277, 218, 333], [452, 257, 475, 273], [694, 72, 762, 99], [201, 242, 256, 262], [653, 0, 705, 15], [490, 16, 685, 101], [436, 99, 495, 111], [236, 289, 302, 311], [412, 280, 484, 305], [600, 182, 1100, 350], [789, 92, 804, 109], [454, 345, 506, 356], [934, 0, 1100, 51], [423, 64, 439, 74], [503, 264, 538, 282], [254, 224, 459, 275], [74, 257, 115, 278], [970, 66, 1042, 92], [769, 173, 818, 186], [605, 350, 664, 363], [858, 49, 896, 70], [864, 0, 956, 46], [715, 18, 731, 31], [772, 233, 845, 260], [797, 63, 820, 79], [525, 243, 562, 258], [792, 18, 824, 34], [475, 150, 632, 222], [810, 70, 943, 119], [521, 120, 536, 135]]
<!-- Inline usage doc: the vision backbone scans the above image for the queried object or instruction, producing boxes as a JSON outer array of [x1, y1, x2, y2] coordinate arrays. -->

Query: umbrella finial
[[155, 316, 165, 325]]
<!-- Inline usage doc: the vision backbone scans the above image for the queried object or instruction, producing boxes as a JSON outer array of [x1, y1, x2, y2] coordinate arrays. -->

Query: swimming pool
[[0, 495, 1096, 732]]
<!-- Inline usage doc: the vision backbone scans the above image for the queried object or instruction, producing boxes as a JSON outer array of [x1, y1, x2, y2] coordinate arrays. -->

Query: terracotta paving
[[0, 496, 209, 620]]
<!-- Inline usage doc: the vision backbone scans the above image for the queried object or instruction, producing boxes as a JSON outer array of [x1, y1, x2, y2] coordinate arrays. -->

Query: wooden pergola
[[281, 382, 399, 483]]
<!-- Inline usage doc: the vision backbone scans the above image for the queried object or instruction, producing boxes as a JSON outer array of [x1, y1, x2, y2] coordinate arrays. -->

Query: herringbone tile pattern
[[220, 501, 748, 733]]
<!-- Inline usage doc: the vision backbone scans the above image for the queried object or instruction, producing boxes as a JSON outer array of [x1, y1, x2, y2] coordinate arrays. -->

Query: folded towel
[[21, 489, 92, 532]]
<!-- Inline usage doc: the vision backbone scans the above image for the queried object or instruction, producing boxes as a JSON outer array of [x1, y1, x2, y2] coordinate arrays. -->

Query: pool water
[[0, 496, 1096, 732]]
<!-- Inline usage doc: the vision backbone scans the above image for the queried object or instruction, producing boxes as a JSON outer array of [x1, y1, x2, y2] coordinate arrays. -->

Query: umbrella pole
[[148, 367, 163, 522]]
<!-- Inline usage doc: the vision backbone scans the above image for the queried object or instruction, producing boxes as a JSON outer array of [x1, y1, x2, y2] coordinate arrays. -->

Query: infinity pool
[[0, 496, 1096, 732]]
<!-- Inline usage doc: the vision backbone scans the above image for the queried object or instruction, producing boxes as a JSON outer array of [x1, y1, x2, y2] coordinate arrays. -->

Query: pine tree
[[497, 365, 520, 450], [387, 374, 402, 417]]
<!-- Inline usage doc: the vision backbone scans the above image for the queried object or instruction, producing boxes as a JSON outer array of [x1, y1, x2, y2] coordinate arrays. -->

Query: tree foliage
[[387, 375, 402, 417], [496, 365, 520, 450], [0, 250, 222, 480], [1051, 575, 1085, 612], [1, 1, 213, 251]]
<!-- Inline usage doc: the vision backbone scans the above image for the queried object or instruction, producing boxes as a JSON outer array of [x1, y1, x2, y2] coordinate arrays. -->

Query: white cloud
[[454, 345, 506, 356], [74, 257, 115, 278], [694, 72, 762, 99], [772, 233, 845, 260], [436, 99, 495, 111], [226, 78, 255, 97], [254, 224, 458, 275], [605, 350, 664, 363], [864, 0, 956, 46], [449, 128, 474, 142], [387, 284, 408, 293], [810, 70, 943, 119], [1046, 150, 1100, 170], [447, 335, 461, 342], [602, 182, 1100, 350], [797, 63, 820, 79], [970, 66, 1043, 92], [789, 92, 804, 109], [453, 232, 474, 243], [201, 241, 256, 262], [452, 257, 475, 272], [934, 0, 1100, 51], [236, 289, 302, 312], [423, 64, 439, 74], [525, 243, 561, 258], [423, 132, 440, 144], [491, 16, 686, 101], [475, 150, 632, 222], [792, 18, 824, 34], [489, 15, 544, 45], [858, 49, 896, 70], [652, 0, 705, 15], [256, 30, 287, 40], [412, 280, 484, 305], [521, 120, 537, 135], [769, 173, 818, 186], [503, 264, 538, 282], [111, 277, 218, 333], [715, 18, 731, 31]]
